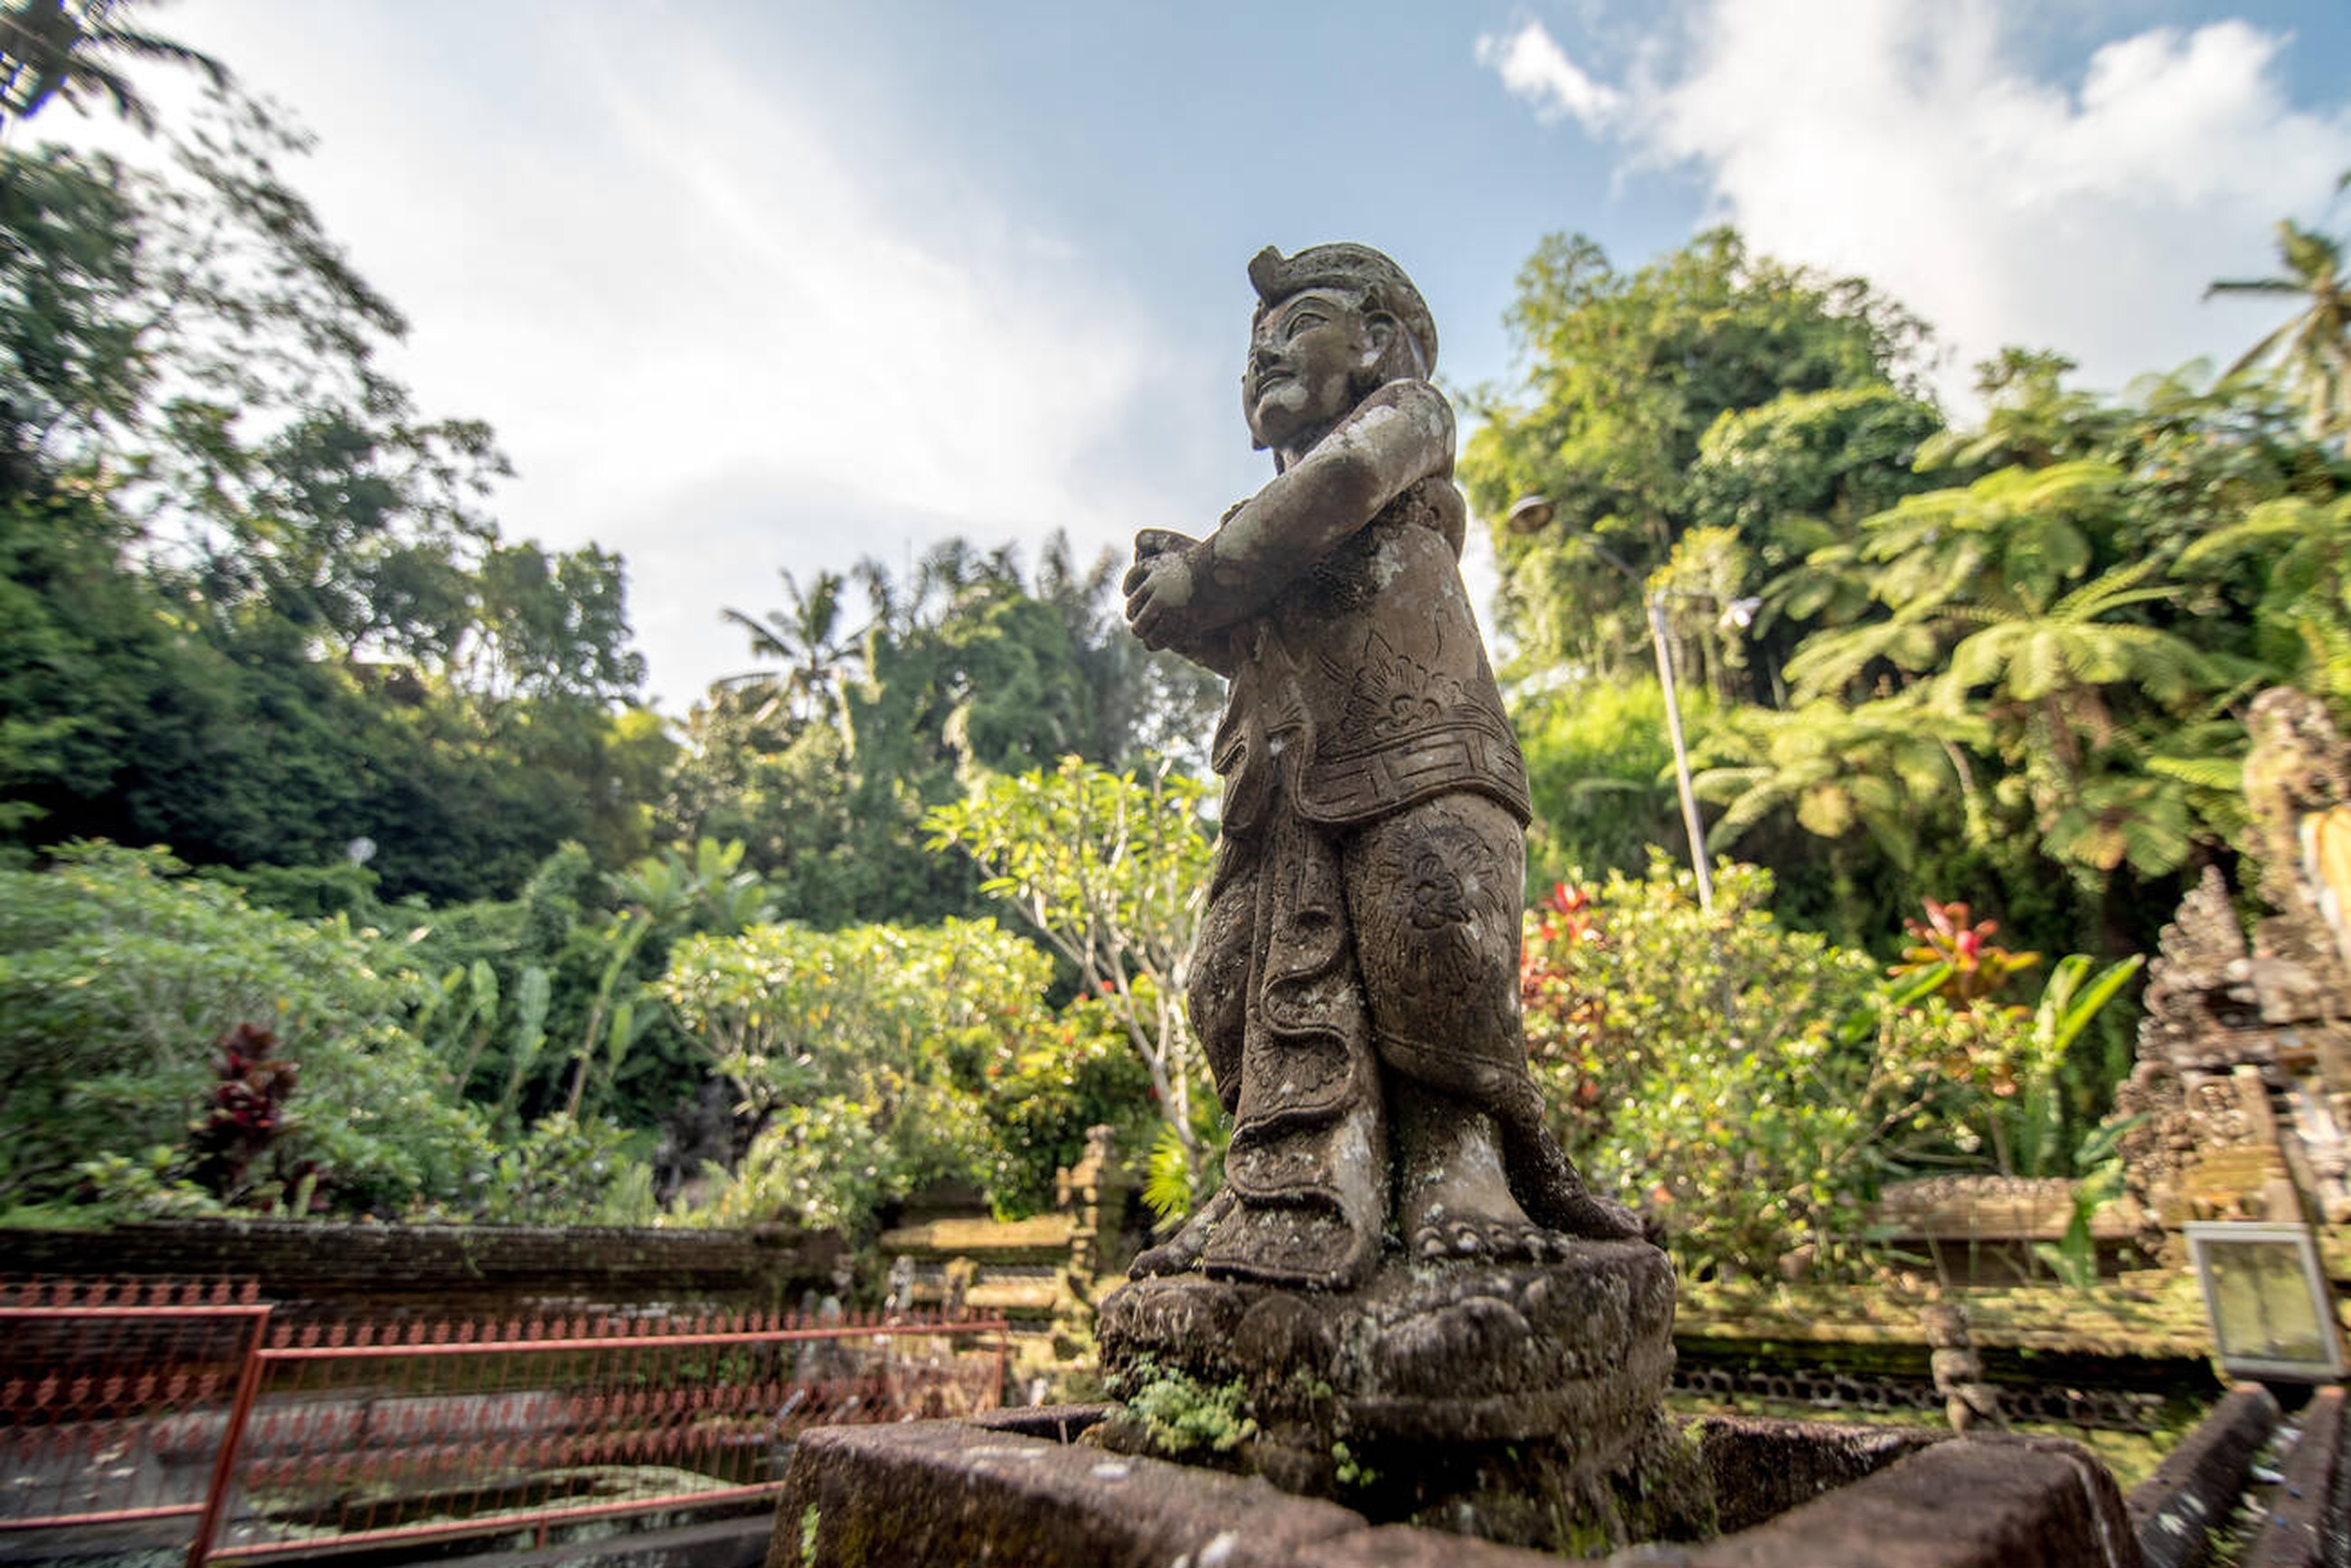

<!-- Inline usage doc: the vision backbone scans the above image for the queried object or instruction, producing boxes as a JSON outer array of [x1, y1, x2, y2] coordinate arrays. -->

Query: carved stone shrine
[[2117, 687, 2351, 1237]]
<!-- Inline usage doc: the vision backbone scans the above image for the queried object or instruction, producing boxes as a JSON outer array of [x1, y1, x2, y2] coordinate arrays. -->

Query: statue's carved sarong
[[1184, 493, 1593, 1287]]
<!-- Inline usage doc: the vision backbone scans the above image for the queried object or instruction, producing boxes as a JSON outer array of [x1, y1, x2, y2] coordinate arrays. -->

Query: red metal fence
[[0, 1278, 1009, 1565]]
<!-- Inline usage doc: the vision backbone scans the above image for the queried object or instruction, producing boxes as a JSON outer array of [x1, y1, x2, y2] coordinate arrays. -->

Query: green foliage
[[1520, 858, 2106, 1280], [1140, 1090, 1230, 1228], [670, 534, 1219, 930], [1463, 227, 1931, 675], [470, 1112, 657, 1227], [1515, 675, 1684, 887], [0, 80, 662, 905], [2180, 493, 2351, 709], [1954, 953, 2146, 1180], [926, 757, 1217, 1183], [67, 1146, 227, 1221], [1469, 206, 2351, 974], [2032, 1119, 2139, 1289], [664, 916, 1071, 1231], [1118, 1361, 1258, 1457], [1761, 362, 2342, 907], [2207, 205, 2350, 442], [0, 843, 486, 1214], [0, 0, 229, 135], [982, 987, 1157, 1217]]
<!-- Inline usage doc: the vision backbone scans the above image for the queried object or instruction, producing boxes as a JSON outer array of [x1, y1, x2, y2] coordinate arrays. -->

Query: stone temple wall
[[0, 1217, 845, 1321]]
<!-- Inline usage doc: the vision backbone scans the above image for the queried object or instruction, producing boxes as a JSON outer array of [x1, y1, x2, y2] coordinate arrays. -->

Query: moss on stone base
[[1383, 1412, 1715, 1554]]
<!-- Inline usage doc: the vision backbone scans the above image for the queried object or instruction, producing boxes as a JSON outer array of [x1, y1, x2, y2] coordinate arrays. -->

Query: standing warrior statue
[[1123, 243, 1641, 1290]]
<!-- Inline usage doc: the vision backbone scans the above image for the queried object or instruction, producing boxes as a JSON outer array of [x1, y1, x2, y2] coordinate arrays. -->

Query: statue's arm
[[1125, 381, 1452, 650]]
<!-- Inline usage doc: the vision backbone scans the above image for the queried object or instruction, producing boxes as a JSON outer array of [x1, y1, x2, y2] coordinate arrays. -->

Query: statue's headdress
[[1247, 243, 1437, 379]]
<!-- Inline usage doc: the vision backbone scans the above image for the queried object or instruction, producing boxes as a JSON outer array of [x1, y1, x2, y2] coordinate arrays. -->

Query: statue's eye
[[1284, 311, 1327, 340]]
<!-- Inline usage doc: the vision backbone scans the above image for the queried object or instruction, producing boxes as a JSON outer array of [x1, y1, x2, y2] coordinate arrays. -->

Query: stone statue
[[1120, 241, 1640, 1290], [1093, 247, 1695, 1551]]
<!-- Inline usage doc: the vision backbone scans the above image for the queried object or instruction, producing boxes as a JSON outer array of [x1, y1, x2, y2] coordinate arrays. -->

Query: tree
[[1684, 384, 1946, 686], [1460, 227, 1933, 675], [1738, 354, 2343, 956], [659, 917, 1043, 1233], [924, 757, 1215, 1175], [0, 0, 226, 134], [1, 69, 659, 902], [673, 533, 1218, 928], [2208, 196, 2350, 444], [719, 567, 858, 727], [0, 843, 485, 1214]]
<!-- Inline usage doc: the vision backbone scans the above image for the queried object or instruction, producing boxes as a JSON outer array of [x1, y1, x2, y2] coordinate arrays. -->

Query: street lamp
[[1506, 494, 1714, 914]]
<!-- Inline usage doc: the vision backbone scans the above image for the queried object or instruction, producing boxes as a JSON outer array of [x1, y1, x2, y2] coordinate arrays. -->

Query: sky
[[41, 0, 2351, 711]]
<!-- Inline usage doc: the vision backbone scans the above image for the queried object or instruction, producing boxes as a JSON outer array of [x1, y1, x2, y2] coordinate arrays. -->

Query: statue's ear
[[1355, 311, 1398, 382]]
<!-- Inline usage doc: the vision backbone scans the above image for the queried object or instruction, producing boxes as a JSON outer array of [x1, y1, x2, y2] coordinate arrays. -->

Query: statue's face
[[1243, 288, 1383, 450]]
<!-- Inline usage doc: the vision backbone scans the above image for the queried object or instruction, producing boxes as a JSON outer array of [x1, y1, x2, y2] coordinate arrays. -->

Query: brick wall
[[0, 1219, 846, 1320]]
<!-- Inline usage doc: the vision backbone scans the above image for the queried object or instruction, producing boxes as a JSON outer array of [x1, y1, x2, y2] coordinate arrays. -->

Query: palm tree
[[718, 567, 860, 728], [1, 0, 227, 134], [2208, 202, 2350, 443]]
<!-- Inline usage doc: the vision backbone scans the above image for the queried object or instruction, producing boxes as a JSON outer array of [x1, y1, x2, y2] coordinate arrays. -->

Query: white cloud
[[1476, 20, 1623, 133], [1481, 5, 2351, 403], [59, 4, 1183, 710]]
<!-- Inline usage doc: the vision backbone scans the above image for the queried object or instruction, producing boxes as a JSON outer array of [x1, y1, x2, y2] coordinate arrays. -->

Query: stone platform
[[1091, 1244, 1698, 1545], [1098, 1242, 1674, 1443], [768, 1409, 2138, 1568]]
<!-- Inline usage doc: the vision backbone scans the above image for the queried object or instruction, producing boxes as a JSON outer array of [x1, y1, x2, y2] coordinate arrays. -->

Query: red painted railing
[[0, 1278, 1009, 1565]]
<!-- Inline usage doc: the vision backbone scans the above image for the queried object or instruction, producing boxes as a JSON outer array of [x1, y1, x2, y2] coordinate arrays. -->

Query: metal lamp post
[[1506, 494, 1714, 914]]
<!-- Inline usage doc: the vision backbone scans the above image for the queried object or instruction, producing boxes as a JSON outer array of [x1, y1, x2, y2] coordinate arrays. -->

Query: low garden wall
[[0, 1218, 845, 1320]]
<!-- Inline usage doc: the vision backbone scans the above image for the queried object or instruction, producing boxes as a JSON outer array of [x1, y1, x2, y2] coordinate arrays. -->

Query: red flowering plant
[[186, 1024, 312, 1205], [1881, 899, 2044, 1100], [1518, 856, 1980, 1280], [1519, 879, 1621, 1125], [1888, 900, 2038, 1009], [1878, 898, 2142, 1177]]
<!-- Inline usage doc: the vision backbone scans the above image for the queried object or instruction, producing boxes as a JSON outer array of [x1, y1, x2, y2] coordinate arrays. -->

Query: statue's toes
[[1412, 1223, 1467, 1261], [1412, 1216, 1584, 1263], [1130, 1237, 1192, 1278], [1486, 1219, 1574, 1261]]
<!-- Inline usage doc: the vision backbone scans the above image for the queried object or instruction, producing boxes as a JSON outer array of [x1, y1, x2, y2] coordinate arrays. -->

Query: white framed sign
[[2186, 1221, 2346, 1383]]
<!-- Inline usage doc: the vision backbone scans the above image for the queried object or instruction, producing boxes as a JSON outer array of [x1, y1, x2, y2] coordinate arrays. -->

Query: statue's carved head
[[1242, 243, 1436, 451]]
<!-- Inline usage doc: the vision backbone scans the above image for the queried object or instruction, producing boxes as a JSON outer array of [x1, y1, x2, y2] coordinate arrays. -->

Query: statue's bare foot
[[1398, 1097, 1569, 1264], [1129, 1186, 1235, 1278]]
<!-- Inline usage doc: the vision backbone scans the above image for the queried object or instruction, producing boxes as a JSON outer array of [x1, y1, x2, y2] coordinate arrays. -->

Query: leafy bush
[[1523, 856, 2047, 1280], [467, 1111, 658, 1227], [1516, 675, 1688, 891], [0, 843, 491, 1214], [660, 912, 1167, 1229]]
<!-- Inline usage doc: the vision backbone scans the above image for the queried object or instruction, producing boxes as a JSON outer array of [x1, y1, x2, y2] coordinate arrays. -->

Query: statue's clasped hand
[[1123, 532, 1199, 650]]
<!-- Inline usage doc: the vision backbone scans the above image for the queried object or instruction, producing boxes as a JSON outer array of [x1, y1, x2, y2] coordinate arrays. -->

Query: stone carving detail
[[1921, 1304, 2003, 1433], [1100, 244, 1694, 1554], [1119, 241, 1641, 1293], [2117, 689, 2351, 1231]]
